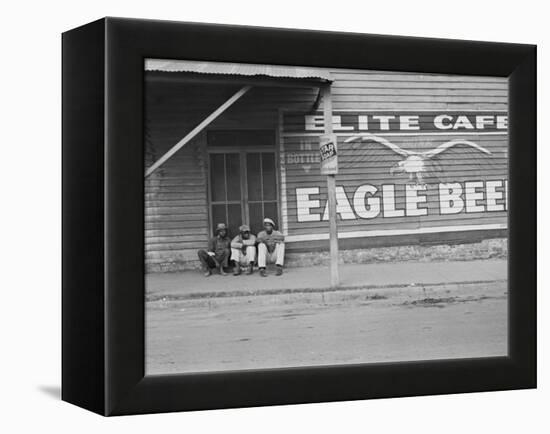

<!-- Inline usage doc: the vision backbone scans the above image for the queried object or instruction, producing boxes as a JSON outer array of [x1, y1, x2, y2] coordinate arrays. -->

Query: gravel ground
[[145, 280, 507, 375]]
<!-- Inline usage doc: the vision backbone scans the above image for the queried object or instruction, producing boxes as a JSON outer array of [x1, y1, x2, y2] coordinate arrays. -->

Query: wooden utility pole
[[322, 84, 339, 288]]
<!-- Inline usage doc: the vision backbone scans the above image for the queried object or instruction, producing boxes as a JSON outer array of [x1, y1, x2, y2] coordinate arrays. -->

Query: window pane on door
[[246, 153, 262, 201], [225, 153, 241, 201], [248, 202, 263, 235], [262, 153, 277, 200], [211, 204, 226, 233], [227, 203, 242, 238], [263, 202, 279, 228], [210, 154, 226, 202]]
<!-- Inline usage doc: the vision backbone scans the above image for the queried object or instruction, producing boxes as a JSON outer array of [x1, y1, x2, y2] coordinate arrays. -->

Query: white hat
[[263, 217, 276, 227]]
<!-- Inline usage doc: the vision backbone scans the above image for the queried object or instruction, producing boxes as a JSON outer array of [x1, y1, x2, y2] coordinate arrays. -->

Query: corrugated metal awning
[[145, 59, 332, 83]]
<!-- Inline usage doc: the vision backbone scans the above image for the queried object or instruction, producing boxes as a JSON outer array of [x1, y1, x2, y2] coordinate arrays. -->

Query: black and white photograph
[[144, 59, 509, 375], [3, 0, 544, 428]]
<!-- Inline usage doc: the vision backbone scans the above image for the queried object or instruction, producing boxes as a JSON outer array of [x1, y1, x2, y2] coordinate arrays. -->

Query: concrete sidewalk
[[145, 259, 507, 300]]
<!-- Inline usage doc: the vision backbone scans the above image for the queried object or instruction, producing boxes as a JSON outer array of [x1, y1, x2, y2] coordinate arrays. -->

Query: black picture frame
[[62, 17, 536, 416]]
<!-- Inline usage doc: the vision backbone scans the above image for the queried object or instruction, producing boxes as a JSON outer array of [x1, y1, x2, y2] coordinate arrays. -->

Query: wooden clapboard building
[[145, 60, 508, 272]]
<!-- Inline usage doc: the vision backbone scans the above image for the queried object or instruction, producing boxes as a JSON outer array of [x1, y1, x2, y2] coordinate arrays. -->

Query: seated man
[[197, 223, 231, 277], [256, 217, 285, 277], [230, 224, 256, 276]]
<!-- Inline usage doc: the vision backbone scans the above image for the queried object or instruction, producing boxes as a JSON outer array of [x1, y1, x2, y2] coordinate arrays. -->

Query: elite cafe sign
[[284, 111, 508, 223], [301, 112, 508, 133]]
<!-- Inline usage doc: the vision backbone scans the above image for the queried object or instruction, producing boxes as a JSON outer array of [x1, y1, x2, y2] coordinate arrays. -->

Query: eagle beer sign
[[283, 110, 508, 226], [320, 133, 338, 175]]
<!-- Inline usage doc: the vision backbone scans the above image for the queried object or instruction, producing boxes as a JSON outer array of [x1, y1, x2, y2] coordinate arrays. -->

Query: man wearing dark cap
[[230, 224, 256, 275], [257, 217, 285, 277], [197, 223, 231, 277]]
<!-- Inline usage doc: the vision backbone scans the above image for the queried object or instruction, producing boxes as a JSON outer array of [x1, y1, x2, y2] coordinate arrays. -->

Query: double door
[[209, 144, 279, 237]]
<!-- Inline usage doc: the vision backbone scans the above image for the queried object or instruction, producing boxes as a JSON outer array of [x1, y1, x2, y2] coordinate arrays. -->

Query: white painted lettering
[[333, 115, 354, 131], [405, 184, 428, 216], [464, 181, 485, 212], [382, 185, 405, 217], [434, 114, 453, 130], [497, 115, 508, 129], [486, 180, 505, 212], [304, 115, 324, 131], [439, 183, 464, 214], [358, 115, 369, 130], [476, 115, 494, 129], [372, 115, 395, 130], [323, 186, 356, 220], [296, 187, 321, 222], [400, 115, 420, 130], [452, 115, 475, 130], [353, 184, 380, 219]]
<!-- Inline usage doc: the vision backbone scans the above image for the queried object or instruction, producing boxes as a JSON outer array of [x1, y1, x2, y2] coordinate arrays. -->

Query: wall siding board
[[145, 67, 507, 271]]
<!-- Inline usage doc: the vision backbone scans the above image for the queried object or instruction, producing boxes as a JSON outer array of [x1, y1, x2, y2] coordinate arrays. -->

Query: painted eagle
[[344, 133, 493, 184]]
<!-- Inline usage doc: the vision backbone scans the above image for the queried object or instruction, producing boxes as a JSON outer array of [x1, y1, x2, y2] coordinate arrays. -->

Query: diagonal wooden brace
[[145, 85, 252, 178]]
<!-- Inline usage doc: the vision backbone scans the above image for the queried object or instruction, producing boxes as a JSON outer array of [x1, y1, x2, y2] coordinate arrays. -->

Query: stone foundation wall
[[284, 238, 507, 268], [147, 238, 507, 273]]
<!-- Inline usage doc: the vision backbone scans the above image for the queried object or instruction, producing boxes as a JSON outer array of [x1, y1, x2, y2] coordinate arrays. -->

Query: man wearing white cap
[[230, 224, 256, 275], [257, 217, 285, 277]]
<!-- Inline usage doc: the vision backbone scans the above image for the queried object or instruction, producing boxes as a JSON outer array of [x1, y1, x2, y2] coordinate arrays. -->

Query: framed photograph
[[62, 17, 536, 415]]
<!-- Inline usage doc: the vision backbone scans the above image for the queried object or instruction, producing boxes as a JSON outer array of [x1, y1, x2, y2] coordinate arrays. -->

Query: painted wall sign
[[281, 110, 508, 240], [319, 133, 338, 175], [344, 133, 493, 185], [295, 180, 508, 222], [283, 111, 508, 134]]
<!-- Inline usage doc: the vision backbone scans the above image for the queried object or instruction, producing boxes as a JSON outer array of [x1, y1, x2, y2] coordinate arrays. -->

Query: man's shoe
[[233, 263, 241, 276], [276, 266, 283, 276], [203, 269, 211, 277], [246, 264, 253, 275], [219, 267, 228, 276], [260, 268, 267, 277]]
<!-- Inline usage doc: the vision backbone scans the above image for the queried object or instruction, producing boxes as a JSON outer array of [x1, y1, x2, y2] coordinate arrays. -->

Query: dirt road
[[146, 281, 507, 375]]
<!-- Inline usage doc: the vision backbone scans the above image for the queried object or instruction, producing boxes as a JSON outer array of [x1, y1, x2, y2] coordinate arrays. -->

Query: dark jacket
[[208, 235, 231, 256]]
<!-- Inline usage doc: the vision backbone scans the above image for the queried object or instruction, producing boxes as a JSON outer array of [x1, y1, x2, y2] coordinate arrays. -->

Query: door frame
[[205, 130, 280, 237]]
